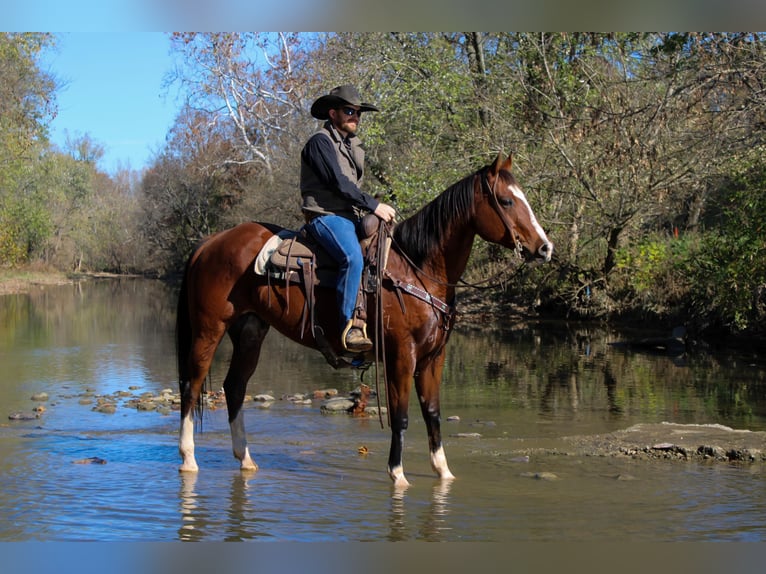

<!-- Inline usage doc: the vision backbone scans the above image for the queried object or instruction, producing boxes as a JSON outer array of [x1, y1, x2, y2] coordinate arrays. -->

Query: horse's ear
[[490, 151, 504, 175], [506, 153, 513, 172]]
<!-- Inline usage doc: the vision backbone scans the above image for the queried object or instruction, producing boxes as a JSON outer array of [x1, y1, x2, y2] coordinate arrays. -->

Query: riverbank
[[0, 268, 138, 296], [0, 268, 75, 295]]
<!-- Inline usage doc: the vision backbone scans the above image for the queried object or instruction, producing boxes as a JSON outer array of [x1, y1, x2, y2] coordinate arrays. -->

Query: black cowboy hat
[[310, 85, 379, 120]]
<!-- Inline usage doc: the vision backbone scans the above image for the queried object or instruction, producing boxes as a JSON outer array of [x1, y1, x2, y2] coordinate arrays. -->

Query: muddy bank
[[536, 422, 766, 463]]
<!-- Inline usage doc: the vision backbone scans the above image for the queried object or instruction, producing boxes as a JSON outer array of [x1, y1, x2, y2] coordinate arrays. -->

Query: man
[[300, 85, 396, 353]]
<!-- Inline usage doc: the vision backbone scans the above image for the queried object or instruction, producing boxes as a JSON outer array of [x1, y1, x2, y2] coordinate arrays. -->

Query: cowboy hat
[[310, 85, 379, 120]]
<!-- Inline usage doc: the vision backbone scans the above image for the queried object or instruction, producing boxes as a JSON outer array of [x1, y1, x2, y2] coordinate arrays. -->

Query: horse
[[175, 152, 553, 488]]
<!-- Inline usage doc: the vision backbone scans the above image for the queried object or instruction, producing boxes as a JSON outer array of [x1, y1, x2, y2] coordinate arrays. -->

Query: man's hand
[[374, 202, 397, 223]]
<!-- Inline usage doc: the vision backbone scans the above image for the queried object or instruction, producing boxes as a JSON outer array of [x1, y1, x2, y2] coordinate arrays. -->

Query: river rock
[[73, 457, 107, 464], [320, 397, 354, 413], [521, 471, 559, 480], [30, 392, 49, 402], [8, 411, 39, 420], [93, 403, 117, 414], [614, 474, 637, 481]]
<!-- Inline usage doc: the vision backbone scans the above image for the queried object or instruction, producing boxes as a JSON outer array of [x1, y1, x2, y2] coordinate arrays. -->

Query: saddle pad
[[253, 230, 297, 275]]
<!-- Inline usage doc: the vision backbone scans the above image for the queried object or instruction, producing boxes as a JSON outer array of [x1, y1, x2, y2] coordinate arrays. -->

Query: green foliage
[[610, 232, 697, 320], [0, 167, 54, 265], [615, 239, 672, 294], [683, 157, 766, 333], [0, 205, 26, 265], [0, 33, 57, 266]]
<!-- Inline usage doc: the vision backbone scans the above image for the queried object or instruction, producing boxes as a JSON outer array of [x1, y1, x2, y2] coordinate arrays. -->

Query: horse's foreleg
[[225, 314, 269, 472], [386, 363, 413, 488], [416, 356, 455, 481], [388, 426, 409, 488]]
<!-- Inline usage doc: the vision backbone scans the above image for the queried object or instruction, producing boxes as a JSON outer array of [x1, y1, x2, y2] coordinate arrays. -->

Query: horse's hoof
[[240, 462, 258, 473], [393, 476, 411, 490], [178, 464, 199, 473]]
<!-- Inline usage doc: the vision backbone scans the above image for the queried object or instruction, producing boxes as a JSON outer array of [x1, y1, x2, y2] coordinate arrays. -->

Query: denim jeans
[[305, 215, 363, 325]]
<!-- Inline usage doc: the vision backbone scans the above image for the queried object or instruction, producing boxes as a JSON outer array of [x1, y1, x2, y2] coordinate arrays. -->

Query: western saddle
[[254, 215, 390, 368]]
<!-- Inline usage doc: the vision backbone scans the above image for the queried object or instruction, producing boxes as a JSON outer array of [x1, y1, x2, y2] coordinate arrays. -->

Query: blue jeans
[[305, 215, 363, 325]]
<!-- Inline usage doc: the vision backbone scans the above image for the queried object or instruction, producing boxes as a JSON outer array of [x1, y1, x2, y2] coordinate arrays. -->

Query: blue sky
[[41, 33, 179, 174]]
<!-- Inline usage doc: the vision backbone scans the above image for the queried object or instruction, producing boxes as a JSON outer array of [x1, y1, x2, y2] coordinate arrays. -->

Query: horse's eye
[[499, 196, 514, 207]]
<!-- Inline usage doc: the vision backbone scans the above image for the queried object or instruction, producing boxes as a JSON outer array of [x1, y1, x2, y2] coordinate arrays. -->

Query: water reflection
[[224, 472, 263, 541], [179, 469, 277, 542], [388, 480, 454, 542], [444, 323, 766, 435], [178, 473, 200, 541]]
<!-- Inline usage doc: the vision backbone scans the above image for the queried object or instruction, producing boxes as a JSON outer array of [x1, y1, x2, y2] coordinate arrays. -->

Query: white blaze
[[510, 183, 550, 246]]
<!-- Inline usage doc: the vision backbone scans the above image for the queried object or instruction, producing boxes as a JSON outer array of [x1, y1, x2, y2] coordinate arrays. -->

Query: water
[[1, 278, 765, 541]]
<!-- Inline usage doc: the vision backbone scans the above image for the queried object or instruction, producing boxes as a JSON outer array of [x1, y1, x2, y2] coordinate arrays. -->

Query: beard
[[341, 118, 359, 135]]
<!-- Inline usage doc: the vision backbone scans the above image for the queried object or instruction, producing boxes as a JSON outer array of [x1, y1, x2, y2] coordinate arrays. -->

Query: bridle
[[481, 170, 525, 260]]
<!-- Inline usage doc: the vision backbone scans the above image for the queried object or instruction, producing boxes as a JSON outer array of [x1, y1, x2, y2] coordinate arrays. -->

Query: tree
[[167, 32, 309, 178]]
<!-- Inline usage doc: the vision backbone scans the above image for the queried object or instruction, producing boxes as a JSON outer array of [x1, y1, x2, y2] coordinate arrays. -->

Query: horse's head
[[474, 153, 553, 263]]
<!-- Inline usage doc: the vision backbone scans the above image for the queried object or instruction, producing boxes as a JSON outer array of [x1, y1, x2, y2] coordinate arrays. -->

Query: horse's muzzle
[[537, 241, 553, 263]]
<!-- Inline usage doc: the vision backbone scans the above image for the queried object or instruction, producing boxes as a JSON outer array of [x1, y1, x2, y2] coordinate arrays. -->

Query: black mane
[[392, 169, 480, 267]]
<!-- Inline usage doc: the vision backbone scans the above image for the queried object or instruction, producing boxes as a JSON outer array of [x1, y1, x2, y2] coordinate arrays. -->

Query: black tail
[[176, 249, 208, 424]]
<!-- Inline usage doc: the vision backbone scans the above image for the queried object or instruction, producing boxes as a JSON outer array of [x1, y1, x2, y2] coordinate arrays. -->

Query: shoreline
[[0, 269, 138, 296], [0, 269, 74, 296]]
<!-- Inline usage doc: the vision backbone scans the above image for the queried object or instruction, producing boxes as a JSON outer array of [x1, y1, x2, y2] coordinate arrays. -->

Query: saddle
[[255, 214, 391, 365]]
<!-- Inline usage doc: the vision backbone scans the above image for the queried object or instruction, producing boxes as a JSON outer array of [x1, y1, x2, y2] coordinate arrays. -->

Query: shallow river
[[0, 278, 764, 541]]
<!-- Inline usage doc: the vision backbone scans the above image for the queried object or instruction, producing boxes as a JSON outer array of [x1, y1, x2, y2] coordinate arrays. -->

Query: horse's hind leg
[[179, 328, 226, 472], [224, 314, 270, 472]]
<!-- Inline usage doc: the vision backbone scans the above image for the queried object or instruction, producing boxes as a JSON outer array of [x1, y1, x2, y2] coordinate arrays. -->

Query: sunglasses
[[340, 106, 363, 117]]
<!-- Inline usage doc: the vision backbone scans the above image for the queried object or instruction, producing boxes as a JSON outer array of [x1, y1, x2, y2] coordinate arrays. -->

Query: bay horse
[[175, 152, 552, 487]]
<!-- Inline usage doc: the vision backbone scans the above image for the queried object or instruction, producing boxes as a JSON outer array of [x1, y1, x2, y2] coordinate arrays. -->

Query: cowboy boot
[[342, 319, 373, 353], [341, 283, 372, 352]]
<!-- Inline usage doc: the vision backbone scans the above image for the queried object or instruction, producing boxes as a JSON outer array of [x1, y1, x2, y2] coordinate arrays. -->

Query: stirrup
[[341, 320, 372, 352]]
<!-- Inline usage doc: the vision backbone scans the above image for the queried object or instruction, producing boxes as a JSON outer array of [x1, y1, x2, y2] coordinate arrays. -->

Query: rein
[[372, 219, 391, 430]]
